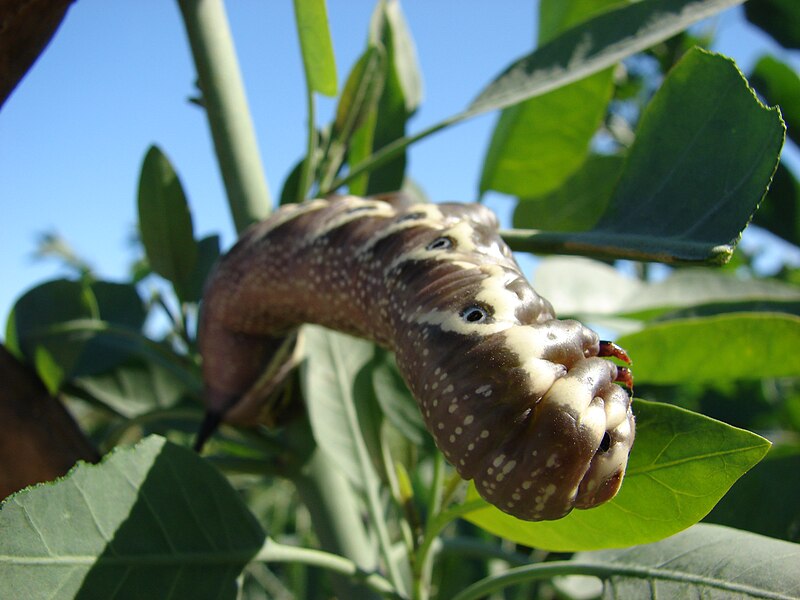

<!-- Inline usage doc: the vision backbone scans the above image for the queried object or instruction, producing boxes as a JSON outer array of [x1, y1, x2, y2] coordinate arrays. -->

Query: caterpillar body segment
[[198, 194, 635, 521]]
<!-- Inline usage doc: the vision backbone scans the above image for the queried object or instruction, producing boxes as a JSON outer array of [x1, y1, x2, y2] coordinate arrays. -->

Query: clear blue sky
[[0, 1, 794, 330]]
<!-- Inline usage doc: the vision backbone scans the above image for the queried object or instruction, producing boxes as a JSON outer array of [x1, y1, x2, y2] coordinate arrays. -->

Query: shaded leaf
[[750, 54, 800, 147], [616, 313, 800, 384], [704, 447, 800, 542], [538, 0, 629, 45], [513, 154, 624, 232], [6, 279, 97, 392], [0, 435, 265, 599], [301, 325, 379, 487], [137, 146, 199, 301], [745, 0, 800, 50], [371, 348, 427, 445], [464, 399, 770, 552], [183, 234, 222, 304], [74, 359, 190, 419], [503, 49, 785, 264], [575, 523, 800, 598], [532, 257, 800, 318], [292, 0, 337, 96], [753, 161, 800, 248]]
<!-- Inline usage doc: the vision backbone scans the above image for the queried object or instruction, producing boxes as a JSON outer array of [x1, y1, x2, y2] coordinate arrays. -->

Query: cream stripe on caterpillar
[[197, 193, 635, 521]]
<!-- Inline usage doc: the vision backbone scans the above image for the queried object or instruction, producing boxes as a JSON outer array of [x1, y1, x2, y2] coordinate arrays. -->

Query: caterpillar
[[197, 193, 634, 521]]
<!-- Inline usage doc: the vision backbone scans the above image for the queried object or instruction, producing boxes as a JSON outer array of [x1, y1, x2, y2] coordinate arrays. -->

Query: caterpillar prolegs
[[197, 193, 635, 521]]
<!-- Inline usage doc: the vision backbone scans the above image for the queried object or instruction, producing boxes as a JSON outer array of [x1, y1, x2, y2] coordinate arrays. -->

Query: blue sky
[[1, 1, 796, 329]]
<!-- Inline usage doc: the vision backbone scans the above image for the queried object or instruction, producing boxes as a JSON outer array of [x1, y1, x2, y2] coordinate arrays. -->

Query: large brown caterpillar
[[197, 193, 634, 521]]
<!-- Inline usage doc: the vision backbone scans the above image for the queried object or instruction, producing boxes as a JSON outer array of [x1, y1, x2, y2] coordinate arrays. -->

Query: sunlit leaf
[[616, 313, 800, 384], [464, 399, 770, 552], [0, 435, 265, 599], [292, 0, 337, 96], [479, 70, 614, 199]]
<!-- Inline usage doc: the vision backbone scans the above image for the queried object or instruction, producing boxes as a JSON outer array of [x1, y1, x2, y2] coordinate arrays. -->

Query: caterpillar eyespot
[[427, 236, 454, 250], [461, 305, 490, 323], [197, 193, 635, 521]]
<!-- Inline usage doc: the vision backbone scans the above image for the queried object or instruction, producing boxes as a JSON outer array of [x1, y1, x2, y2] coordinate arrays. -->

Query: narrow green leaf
[[616, 313, 800, 384], [333, 46, 386, 139], [464, 399, 771, 552], [470, 0, 746, 115], [479, 69, 614, 198], [750, 54, 800, 147], [359, 0, 421, 195], [705, 447, 800, 542], [137, 145, 199, 301], [0, 435, 265, 599], [575, 523, 800, 598], [301, 325, 379, 487], [293, 0, 337, 96], [745, 0, 800, 50], [513, 154, 624, 232]]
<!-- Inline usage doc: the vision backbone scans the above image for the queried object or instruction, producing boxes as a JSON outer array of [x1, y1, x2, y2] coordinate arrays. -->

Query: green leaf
[[616, 313, 800, 384], [479, 69, 614, 199], [596, 49, 784, 250], [532, 257, 800, 319], [292, 0, 337, 96], [6, 279, 97, 392], [503, 49, 785, 264], [357, 0, 421, 195], [575, 523, 800, 598], [538, 0, 629, 45], [745, 0, 800, 50], [750, 55, 800, 147], [753, 161, 800, 248], [0, 435, 265, 599], [464, 399, 770, 552], [480, 0, 623, 200], [137, 145, 199, 301], [704, 447, 800, 542], [74, 359, 191, 419], [469, 0, 746, 115], [329, 0, 744, 197], [301, 325, 379, 487], [513, 155, 624, 232]]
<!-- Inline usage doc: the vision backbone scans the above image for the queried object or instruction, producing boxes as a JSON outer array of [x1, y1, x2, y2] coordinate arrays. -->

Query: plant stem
[[255, 537, 403, 599], [297, 88, 317, 201], [177, 0, 271, 233]]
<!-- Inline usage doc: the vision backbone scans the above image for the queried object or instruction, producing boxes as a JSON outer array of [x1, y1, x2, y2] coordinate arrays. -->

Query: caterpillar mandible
[[197, 193, 635, 521]]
